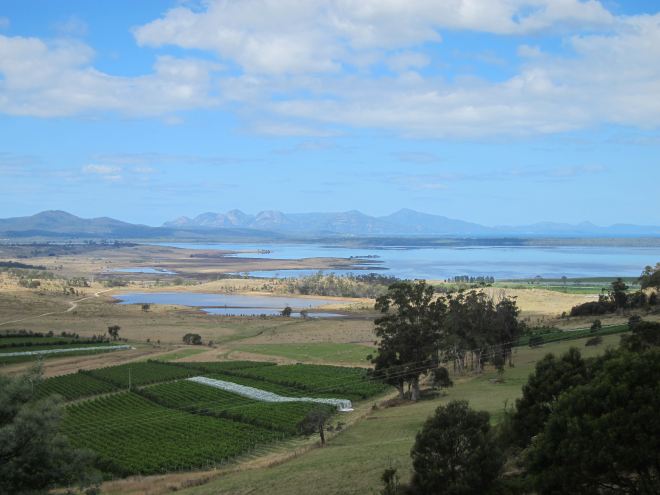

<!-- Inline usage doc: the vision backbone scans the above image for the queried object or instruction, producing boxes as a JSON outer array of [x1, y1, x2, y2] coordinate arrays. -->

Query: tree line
[[383, 315, 660, 494], [570, 267, 659, 316], [370, 281, 524, 401]]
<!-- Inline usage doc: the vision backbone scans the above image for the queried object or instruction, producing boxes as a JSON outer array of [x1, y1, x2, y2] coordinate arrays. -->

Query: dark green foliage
[[37, 372, 119, 401], [107, 325, 120, 340], [584, 335, 602, 346], [380, 466, 400, 495], [570, 294, 615, 316], [139, 380, 330, 434], [228, 363, 387, 400], [0, 368, 98, 494], [526, 349, 660, 494], [182, 333, 202, 345], [639, 263, 660, 289], [444, 289, 523, 373], [431, 366, 453, 389], [610, 277, 629, 310], [165, 360, 276, 373], [62, 392, 281, 476], [85, 360, 196, 388], [299, 405, 333, 445], [510, 348, 589, 448], [374, 281, 445, 400], [410, 401, 503, 495], [590, 319, 602, 333], [620, 318, 660, 352], [281, 306, 293, 317]]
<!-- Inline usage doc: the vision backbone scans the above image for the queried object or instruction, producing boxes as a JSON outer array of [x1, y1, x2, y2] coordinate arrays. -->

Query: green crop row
[[63, 392, 282, 476], [139, 380, 329, 434], [83, 360, 197, 388], [219, 363, 389, 400], [37, 372, 119, 401]]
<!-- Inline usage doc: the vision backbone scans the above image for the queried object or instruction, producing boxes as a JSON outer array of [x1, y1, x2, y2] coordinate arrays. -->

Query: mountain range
[[0, 210, 659, 239], [164, 208, 660, 237]]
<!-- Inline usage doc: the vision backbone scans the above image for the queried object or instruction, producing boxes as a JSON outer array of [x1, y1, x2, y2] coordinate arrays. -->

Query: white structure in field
[[188, 376, 353, 412], [0, 345, 132, 357]]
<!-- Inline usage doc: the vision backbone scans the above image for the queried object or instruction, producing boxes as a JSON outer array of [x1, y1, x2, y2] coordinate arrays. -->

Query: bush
[[409, 401, 503, 495], [526, 349, 660, 494], [182, 333, 202, 345]]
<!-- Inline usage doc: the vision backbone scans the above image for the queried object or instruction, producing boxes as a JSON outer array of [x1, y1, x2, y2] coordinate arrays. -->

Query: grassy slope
[[179, 334, 623, 495], [232, 343, 374, 365]]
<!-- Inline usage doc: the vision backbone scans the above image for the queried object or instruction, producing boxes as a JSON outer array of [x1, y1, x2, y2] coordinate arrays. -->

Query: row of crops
[[201, 362, 389, 400], [0, 346, 128, 366], [36, 372, 119, 401], [139, 379, 333, 434], [38, 360, 386, 401], [62, 392, 283, 476], [41, 359, 389, 475]]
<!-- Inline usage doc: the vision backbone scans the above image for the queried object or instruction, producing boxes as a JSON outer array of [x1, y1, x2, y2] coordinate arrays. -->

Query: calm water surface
[[114, 292, 346, 317], [154, 242, 660, 279]]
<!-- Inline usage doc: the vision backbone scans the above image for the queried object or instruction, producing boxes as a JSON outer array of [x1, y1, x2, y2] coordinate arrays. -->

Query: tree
[[182, 333, 202, 345], [369, 346, 406, 400], [590, 319, 602, 333], [409, 401, 503, 495], [493, 294, 523, 367], [639, 263, 660, 290], [107, 325, 120, 341], [299, 406, 332, 446], [620, 318, 660, 352], [430, 366, 453, 391], [380, 466, 400, 495], [610, 278, 629, 312], [373, 281, 445, 401], [510, 348, 589, 448], [526, 349, 660, 494], [281, 306, 292, 317], [444, 290, 522, 373], [141, 303, 150, 312], [0, 367, 98, 494]]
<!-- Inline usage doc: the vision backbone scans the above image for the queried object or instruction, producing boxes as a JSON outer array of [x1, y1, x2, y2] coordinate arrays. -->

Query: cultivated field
[[97, 333, 624, 495], [33, 360, 386, 479]]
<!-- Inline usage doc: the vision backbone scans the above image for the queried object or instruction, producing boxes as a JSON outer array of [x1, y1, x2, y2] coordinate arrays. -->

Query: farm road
[[0, 289, 113, 327]]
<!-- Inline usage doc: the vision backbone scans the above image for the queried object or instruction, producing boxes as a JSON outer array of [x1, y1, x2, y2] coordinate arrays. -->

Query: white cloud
[[0, 35, 220, 117], [1, 1, 659, 138], [386, 51, 431, 72], [134, 0, 613, 75]]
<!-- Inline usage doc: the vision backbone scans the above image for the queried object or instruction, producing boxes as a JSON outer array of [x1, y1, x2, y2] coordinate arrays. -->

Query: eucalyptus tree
[[373, 281, 446, 401]]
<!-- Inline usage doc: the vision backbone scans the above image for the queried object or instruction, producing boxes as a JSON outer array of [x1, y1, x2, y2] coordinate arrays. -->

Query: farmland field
[[0, 345, 130, 366], [232, 342, 373, 365], [41, 360, 388, 477], [85, 360, 199, 388], [140, 380, 333, 433], [62, 392, 282, 475], [37, 372, 119, 400], [217, 363, 389, 400], [172, 333, 627, 495]]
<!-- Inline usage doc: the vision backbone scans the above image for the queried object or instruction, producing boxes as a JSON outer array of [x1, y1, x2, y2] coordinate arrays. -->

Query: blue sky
[[1, 0, 659, 227]]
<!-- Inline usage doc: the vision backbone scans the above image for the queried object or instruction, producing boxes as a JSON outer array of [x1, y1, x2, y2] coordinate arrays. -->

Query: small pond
[[109, 267, 178, 275], [113, 292, 348, 318]]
